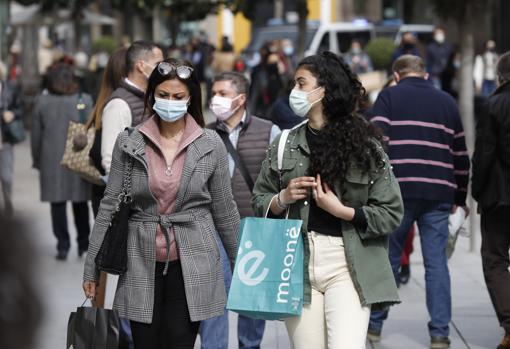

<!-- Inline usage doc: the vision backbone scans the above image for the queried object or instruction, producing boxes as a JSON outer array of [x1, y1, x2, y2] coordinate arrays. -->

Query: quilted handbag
[[94, 155, 133, 275], [61, 94, 103, 185]]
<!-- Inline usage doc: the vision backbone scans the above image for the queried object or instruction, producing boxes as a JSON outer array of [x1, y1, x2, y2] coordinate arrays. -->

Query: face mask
[[435, 33, 445, 44], [351, 47, 361, 54], [210, 95, 242, 121], [289, 86, 323, 117], [153, 97, 189, 123], [143, 62, 156, 79], [283, 46, 294, 56], [403, 42, 415, 51]]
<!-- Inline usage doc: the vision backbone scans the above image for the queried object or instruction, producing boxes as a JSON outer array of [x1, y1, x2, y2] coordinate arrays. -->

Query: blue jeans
[[482, 79, 496, 97], [237, 315, 266, 349], [200, 235, 232, 349], [199, 234, 266, 349], [370, 200, 452, 338]]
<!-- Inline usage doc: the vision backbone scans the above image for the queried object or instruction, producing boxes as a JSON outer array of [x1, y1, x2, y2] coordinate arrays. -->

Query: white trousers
[[285, 232, 370, 349]]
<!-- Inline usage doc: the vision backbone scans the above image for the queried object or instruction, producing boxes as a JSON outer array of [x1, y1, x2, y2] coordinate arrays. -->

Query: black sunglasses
[[157, 62, 194, 79]]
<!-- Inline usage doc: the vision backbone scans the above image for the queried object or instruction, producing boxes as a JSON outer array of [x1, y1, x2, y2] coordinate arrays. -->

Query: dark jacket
[[392, 45, 421, 63], [269, 96, 303, 130], [0, 81, 23, 144], [472, 82, 510, 211], [426, 41, 452, 76], [106, 79, 146, 127]]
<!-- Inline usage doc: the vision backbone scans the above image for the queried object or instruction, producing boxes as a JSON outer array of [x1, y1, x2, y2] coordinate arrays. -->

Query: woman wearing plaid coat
[[83, 58, 239, 348]]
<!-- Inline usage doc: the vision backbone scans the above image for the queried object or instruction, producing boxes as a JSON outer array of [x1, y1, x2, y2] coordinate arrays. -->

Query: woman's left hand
[[313, 174, 354, 220]]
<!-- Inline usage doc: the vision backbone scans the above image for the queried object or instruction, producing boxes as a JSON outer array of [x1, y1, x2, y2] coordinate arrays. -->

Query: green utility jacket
[[251, 123, 404, 310]]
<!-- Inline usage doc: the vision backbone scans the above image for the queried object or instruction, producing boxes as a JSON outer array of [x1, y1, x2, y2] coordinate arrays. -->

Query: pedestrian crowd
[[0, 26, 509, 349]]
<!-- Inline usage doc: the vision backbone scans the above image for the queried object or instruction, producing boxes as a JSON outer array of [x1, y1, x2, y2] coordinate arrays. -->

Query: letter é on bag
[[237, 241, 269, 286]]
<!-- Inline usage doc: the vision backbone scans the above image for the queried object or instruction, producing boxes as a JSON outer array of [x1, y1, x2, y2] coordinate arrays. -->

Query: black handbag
[[94, 156, 133, 275], [3, 118, 26, 144], [66, 299, 120, 349]]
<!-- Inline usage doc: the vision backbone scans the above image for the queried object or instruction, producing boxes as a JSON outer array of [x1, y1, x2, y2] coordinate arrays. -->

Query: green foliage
[[92, 36, 117, 54], [17, 0, 93, 13], [111, 0, 231, 20], [365, 37, 395, 70]]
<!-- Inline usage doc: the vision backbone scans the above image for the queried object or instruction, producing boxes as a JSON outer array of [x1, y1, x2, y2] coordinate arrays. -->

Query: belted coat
[[83, 122, 240, 324]]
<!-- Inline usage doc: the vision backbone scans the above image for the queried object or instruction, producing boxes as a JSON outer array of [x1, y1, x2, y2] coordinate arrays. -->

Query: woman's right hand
[[281, 176, 317, 205], [82, 280, 98, 300]]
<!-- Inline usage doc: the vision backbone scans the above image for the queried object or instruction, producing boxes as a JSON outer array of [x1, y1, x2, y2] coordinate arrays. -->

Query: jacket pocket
[[342, 171, 370, 207]]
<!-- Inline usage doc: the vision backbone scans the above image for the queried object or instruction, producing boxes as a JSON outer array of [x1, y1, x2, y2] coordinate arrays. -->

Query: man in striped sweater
[[368, 55, 470, 349]]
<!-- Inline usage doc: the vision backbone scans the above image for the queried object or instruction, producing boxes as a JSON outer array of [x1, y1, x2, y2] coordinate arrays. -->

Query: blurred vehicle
[[375, 23, 434, 44], [304, 20, 375, 57], [243, 21, 375, 59], [243, 22, 319, 58]]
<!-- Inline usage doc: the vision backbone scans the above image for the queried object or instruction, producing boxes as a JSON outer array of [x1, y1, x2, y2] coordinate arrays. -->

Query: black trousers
[[130, 262, 200, 349], [481, 205, 510, 333], [50, 201, 90, 253]]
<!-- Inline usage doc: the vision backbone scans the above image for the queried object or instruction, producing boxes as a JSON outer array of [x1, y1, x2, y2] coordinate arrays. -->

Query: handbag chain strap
[[121, 157, 133, 203]]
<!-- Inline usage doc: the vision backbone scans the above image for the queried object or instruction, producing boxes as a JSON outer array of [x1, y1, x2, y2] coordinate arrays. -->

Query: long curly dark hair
[[298, 51, 383, 185]]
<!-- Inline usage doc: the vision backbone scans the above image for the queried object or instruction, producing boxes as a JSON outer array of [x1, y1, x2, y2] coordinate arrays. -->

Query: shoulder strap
[[218, 131, 254, 192], [121, 128, 135, 199], [277, 129, 291, 191], [277, 129, 290, 171]]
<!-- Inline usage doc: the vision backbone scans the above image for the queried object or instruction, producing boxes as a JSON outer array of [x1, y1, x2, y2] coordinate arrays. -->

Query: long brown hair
[[89, 47, 127, 129]]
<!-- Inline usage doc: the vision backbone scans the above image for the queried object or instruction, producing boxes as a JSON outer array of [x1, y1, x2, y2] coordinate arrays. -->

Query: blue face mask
[[153, 97, 189, 122]]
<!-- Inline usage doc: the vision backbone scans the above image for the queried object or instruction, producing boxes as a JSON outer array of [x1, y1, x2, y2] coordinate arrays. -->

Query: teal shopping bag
[[227, 217, 304, 320]]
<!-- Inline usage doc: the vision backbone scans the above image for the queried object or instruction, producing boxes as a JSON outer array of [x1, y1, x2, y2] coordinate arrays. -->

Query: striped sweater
[[370, 77, 470, 206]]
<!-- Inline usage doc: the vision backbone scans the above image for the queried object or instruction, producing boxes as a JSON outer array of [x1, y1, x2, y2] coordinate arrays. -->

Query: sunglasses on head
[[157, 62, 194, 79]]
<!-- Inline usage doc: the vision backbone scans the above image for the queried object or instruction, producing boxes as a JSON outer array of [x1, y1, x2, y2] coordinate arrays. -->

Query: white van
[[304, 21, 375, 57], [243, 21, 375, 58]]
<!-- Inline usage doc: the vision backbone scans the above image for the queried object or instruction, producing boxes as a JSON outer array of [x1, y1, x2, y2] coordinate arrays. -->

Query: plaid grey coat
[[83, 126, 240, 324]]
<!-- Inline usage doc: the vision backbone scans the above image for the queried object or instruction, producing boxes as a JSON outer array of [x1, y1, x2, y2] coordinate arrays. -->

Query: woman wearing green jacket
[[251, 52, 404, 349]]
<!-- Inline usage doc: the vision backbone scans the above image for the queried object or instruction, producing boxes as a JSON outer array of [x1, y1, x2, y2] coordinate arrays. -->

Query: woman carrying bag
[[31, 62, 93, 260], [251, 51, 404, 348], [83, 58, 239, 348]]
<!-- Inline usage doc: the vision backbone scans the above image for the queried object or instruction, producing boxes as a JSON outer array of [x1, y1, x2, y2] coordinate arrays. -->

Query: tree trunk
[[274, 0, 284, 20], [0, 0, 9, 62], [457, 4, 478, 251], [296, 0, 308, 60], [73, 14, 82, 51], [168, 14, 179, 47]]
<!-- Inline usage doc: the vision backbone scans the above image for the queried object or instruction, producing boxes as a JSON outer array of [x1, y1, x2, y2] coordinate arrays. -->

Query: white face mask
[[143, 62, 156, 79], [434, 32, 445, 44], [289, 86, 323, 117], [210, 95, 243, 121], [153, 97, 189, 123]]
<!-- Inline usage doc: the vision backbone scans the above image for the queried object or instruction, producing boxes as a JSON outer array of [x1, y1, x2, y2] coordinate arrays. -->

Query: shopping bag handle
[[80, 297, 98, 308]]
